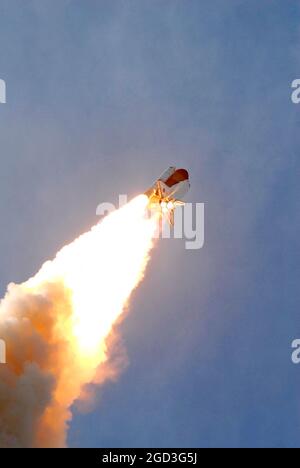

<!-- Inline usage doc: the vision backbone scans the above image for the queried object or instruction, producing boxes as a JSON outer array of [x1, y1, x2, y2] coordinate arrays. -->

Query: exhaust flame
[[0, 195, 157, 448]]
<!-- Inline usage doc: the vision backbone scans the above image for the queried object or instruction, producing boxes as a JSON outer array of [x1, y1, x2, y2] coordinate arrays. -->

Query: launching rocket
[[145, 167, 190, 225]]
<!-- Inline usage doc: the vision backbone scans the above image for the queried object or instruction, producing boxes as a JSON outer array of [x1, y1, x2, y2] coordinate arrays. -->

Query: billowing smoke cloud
[[0, 195, 157, 447]]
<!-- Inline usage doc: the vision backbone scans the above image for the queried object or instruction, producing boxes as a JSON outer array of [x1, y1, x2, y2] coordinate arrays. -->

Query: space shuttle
[[145, 166, 190, 225]]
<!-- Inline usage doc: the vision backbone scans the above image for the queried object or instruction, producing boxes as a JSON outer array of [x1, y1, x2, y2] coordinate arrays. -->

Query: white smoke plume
[[0, 195, 157, 447]]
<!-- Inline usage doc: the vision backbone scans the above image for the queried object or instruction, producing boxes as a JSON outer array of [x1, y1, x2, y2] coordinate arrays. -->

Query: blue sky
[[0, 0, 299, 447]]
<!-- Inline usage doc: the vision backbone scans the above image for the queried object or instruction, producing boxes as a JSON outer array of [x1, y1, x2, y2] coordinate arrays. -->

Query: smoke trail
[[0, 195, 157, 448]]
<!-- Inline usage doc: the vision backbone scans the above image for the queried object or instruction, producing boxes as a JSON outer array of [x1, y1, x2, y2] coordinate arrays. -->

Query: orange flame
[[0, 195, 158, 447]]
